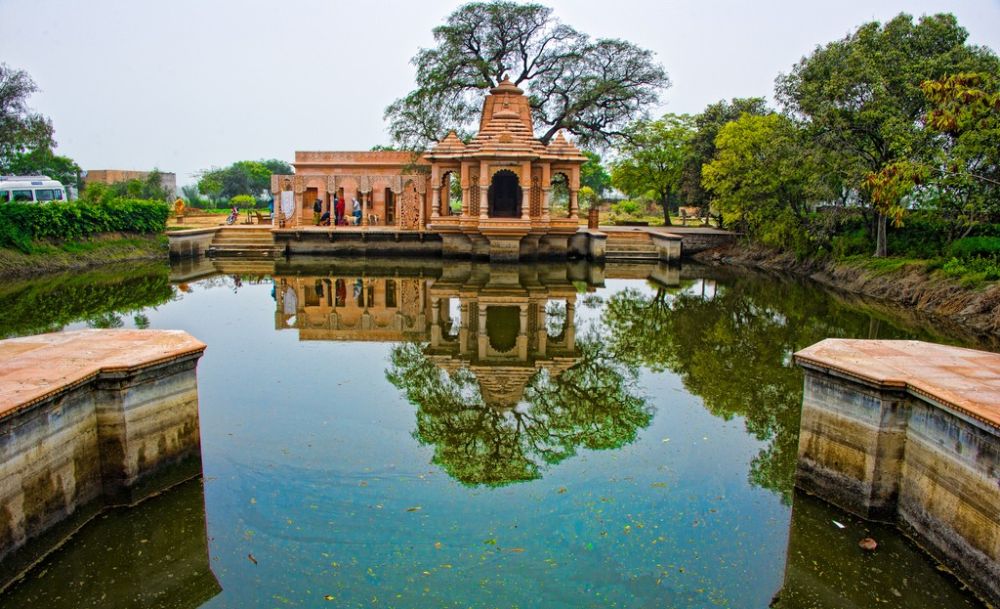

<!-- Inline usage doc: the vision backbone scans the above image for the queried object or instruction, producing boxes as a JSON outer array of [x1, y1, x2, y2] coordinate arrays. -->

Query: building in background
[[84, 169, 177, 198]]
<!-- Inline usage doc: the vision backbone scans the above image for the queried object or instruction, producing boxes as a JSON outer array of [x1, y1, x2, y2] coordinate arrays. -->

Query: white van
[[0, 176, 67, 203]]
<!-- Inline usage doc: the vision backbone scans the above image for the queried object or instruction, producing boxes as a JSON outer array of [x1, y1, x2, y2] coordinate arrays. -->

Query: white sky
[[2, 0, 998, 186]]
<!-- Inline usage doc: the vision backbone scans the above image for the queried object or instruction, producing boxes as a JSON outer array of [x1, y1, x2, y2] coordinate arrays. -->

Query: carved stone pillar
[[430, 298, 441, 347], [431, 188, 441, 220], [477, 302, 488, 360], [520, 185, 530, 221], [393, 190, 401, 230], [565, 300, 576, 349], [542, 189, 552, 220], [569, 190, 579, 219], [362, 192, 370, 226], [459, 302, 469, 354], [479, 186, 489, 220], [461, 188, 470, 217]]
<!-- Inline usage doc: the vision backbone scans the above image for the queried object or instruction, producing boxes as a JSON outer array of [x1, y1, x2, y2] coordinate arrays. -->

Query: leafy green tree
[[681, 97, 769, 216], [0, 64, 55, 173], [197, 159, 292, 204], [580, 150, 611, 197], [4, 149, 81, 189], [702, 113, 825, 245], [386, 335, 652, 486], [610, 114, 695, 225], [919, 72, 1000, 235], [384, 1, 669, 149], [775, 12, 1000, 257]]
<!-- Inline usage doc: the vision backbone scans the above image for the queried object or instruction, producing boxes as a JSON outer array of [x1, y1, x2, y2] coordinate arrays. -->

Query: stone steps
[[208, 228, 277, 257]]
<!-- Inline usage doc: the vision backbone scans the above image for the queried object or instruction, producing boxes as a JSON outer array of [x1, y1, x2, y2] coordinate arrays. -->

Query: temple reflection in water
[[273, 260, 670, 486], [275, 263, 580, 403]]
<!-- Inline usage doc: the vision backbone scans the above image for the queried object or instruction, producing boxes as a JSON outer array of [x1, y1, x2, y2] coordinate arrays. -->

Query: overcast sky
[[2, 0, 998, 186]]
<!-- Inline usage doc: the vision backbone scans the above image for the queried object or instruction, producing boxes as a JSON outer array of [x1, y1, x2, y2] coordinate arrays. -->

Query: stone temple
[[270, 78, 589, 261]]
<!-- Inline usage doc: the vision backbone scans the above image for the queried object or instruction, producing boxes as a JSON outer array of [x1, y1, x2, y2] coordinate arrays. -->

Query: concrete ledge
[[648, 232, 682, 263], [167, 227, 218, 259], [0, 330, 207, 586], [794, 339, 1000, 606]]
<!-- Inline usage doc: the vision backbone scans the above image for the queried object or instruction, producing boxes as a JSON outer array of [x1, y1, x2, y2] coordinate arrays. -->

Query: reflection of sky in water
[[0, 265, 987, 609]]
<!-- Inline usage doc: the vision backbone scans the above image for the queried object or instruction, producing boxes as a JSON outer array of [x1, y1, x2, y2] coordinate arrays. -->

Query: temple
[[270, 78, 588, 261]]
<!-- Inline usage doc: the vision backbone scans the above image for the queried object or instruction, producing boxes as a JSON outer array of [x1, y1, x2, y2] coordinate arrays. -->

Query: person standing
[[334, 194, 345, 226], [352, 197, 362, 225], [313, 197, 323, 225]]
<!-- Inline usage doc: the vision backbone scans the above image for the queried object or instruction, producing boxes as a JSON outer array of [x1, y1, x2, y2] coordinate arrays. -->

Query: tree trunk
[[874, 212, 887, 257], [661, 195, 672, 226]]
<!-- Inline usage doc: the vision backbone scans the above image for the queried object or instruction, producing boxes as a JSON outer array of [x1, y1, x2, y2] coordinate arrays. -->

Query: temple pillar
[[569, 190, 579, 219], [431, 188, 440, 219], [418, 190, 425, 230], [565, 301, 576, 350], [521, 162, 532, 220], [430, 298, 441, 347], [517, 304, 529, 360], [459, 302, 469, 355], [461, 188, 470, 217], [477, 303, 488, 360], [362, 191, 370, 226], [536, 303, 547, 357], [479, 186, 489, 220], [542, 188, 552, 220], [393, 190, 401, 230]]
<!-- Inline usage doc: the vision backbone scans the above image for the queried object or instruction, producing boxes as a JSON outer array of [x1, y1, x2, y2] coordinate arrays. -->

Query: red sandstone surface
[[0, 330, 206, 419], [795, 339, 1000, 429]]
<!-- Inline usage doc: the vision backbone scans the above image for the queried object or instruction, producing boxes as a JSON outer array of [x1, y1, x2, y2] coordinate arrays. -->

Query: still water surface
[[0, 259, 990, 609]]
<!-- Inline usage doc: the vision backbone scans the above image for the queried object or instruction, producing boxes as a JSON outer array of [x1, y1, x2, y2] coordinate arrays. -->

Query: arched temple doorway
[[488, 170, 522, 218]]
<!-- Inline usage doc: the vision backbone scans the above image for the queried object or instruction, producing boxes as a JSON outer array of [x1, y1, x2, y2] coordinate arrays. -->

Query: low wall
[[794, 339, 1000, 606], [168, 227, 218, 259], [569, 230, 606, 260], [275, 230, 443, 257], [0, 330, 207, 589]]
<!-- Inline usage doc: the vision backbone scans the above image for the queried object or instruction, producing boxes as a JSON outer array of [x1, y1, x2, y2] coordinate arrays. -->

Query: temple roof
[[427, 77, 586, 163]]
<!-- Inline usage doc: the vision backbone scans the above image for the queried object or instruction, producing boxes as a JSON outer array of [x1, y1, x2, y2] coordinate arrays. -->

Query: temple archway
[[488, 170, 522, 218]]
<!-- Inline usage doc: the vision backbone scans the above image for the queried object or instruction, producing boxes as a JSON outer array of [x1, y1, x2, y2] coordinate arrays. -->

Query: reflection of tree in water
[[603, 276, 923, 503], [386, 335, 652, 487]]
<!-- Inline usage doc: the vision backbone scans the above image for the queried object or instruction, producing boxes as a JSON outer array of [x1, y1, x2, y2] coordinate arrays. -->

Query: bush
[[940, 256, 1000, 283], [947, 236, 1000, 260], [611, 200, 642, 216], [0, 199, 169, 253], [230, 194, 257, 209]]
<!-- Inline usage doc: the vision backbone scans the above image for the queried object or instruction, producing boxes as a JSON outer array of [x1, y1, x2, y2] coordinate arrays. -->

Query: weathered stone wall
[[0, 332, 206, 589], [795, 364, 1000, 605], [168, 227, 218, 259]]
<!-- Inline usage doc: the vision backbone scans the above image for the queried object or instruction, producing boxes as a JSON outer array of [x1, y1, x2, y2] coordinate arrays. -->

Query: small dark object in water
[[859, 537, 878, 551]]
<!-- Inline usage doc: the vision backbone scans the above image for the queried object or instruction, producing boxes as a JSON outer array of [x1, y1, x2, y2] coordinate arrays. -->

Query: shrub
[[230, 194, 257, 209], [947, 236, 1000, 260], [611, 200, 641, 216], [0, 199, 169, 253]]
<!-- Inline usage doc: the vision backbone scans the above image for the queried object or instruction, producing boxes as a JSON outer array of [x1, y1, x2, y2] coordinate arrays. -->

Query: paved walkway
[[0, 330, 206, 419]]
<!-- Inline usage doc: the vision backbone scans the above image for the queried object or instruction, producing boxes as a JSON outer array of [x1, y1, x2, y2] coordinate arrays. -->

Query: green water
[[0, 259, 991, 609]]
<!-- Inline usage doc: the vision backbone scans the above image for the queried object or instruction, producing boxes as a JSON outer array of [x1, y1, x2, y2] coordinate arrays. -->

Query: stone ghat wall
[[0, 330, 206, 588], [794, 339, 1000, 607]]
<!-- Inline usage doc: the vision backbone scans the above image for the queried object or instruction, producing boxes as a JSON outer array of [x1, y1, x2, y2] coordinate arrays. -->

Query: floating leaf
[[247, 553, 258, 565], [407, 506, 422, 512]]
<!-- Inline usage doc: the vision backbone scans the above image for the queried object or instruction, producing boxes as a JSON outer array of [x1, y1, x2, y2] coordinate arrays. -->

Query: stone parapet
[[0, 330, 207, 588], [794, 339, 1000, 606]]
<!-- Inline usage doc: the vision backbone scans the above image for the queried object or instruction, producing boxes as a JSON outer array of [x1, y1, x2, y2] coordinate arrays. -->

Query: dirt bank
[[696, 243, 1000, 339], [0, 233, 168, 281]]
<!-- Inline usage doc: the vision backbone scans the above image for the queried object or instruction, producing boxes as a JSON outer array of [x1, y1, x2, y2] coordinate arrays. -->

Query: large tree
[[680, 97, 769, 215], [610, 113, 695, 225], [775, 13, 1000, 256], [702, 113, 826, 243], [384, 1, 669, 149], [197, 158, 293, 203], [0, 63, 58, 177]]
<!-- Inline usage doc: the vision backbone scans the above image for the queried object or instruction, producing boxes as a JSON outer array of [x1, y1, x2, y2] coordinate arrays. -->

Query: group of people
[[314, 194, 363, 226]]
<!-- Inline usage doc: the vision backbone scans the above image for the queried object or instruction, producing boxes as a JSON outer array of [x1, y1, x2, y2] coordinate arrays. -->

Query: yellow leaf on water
[[434, 541, 442, 549], [324, 595, 335, 601], [407, 506, 422, 512]]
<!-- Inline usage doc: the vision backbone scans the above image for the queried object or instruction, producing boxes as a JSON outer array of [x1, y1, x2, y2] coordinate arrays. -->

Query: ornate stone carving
[[469, 169, 480, 216], [400, 181, 420, 230]]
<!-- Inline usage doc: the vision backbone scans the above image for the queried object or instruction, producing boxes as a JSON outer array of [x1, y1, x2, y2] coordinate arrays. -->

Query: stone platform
[[794, 339, 1000, 606], [0, 330, 207, 588]]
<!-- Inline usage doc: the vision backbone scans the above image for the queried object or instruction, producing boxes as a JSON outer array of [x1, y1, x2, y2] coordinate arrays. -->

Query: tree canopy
[[0, 63, 81, 186], [610, 114, 695, 225], [386, 335, 652, 487], [384, 1, 669, 149], [775, 12, 1000, 256], [196, 159, 293, 203]]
